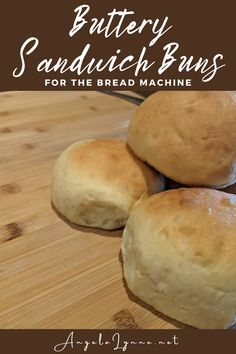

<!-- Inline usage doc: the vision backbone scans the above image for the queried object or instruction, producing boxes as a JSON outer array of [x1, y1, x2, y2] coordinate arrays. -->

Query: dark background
[[0, 0, 235, 90], [0, 329, 236, 354]]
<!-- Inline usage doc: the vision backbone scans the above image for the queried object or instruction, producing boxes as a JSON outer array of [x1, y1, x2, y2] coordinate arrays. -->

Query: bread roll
[[121, 188, 236, 328], [51, 139, 164, 230], [127, 91, 236, 188]]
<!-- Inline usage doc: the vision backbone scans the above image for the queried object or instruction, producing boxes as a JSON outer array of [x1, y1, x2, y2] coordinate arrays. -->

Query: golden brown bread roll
[[222, 183, 236, 195], [121, 188, 236, 328], [127, 91, 236, 188], [51, 139, 164, 230]]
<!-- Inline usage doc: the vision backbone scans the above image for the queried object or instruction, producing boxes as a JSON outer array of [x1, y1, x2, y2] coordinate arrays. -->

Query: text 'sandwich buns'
[[51, 139, 164, 230], [127, 91, 236, 188], [121, 188, 236, 329]]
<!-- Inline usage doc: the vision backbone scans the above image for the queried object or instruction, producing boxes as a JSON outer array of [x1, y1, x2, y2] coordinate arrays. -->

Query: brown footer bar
[[0, 329, 235, 354]]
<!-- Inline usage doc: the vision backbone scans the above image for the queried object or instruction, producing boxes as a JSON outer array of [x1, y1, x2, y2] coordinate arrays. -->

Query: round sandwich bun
[[121, 188, 236, 329], [51, 139, 164, 230], [127, 91, 236, 188]]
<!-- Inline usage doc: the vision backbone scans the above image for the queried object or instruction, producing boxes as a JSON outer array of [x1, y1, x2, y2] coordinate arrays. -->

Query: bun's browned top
[[139, 188, 236, 267], [68, 139, 160, 198]]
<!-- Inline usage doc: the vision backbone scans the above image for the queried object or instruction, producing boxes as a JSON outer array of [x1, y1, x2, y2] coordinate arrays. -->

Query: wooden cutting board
[[0, 91, 187, 329]]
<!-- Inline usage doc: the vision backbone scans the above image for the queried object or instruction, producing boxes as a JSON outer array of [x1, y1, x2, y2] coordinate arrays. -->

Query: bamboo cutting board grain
[[0, 91, 187, 329]]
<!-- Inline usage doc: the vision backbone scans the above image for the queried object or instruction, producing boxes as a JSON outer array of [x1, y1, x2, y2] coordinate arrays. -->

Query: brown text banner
[[1, 0, 236, 90], [0, 329, 235, 354]]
